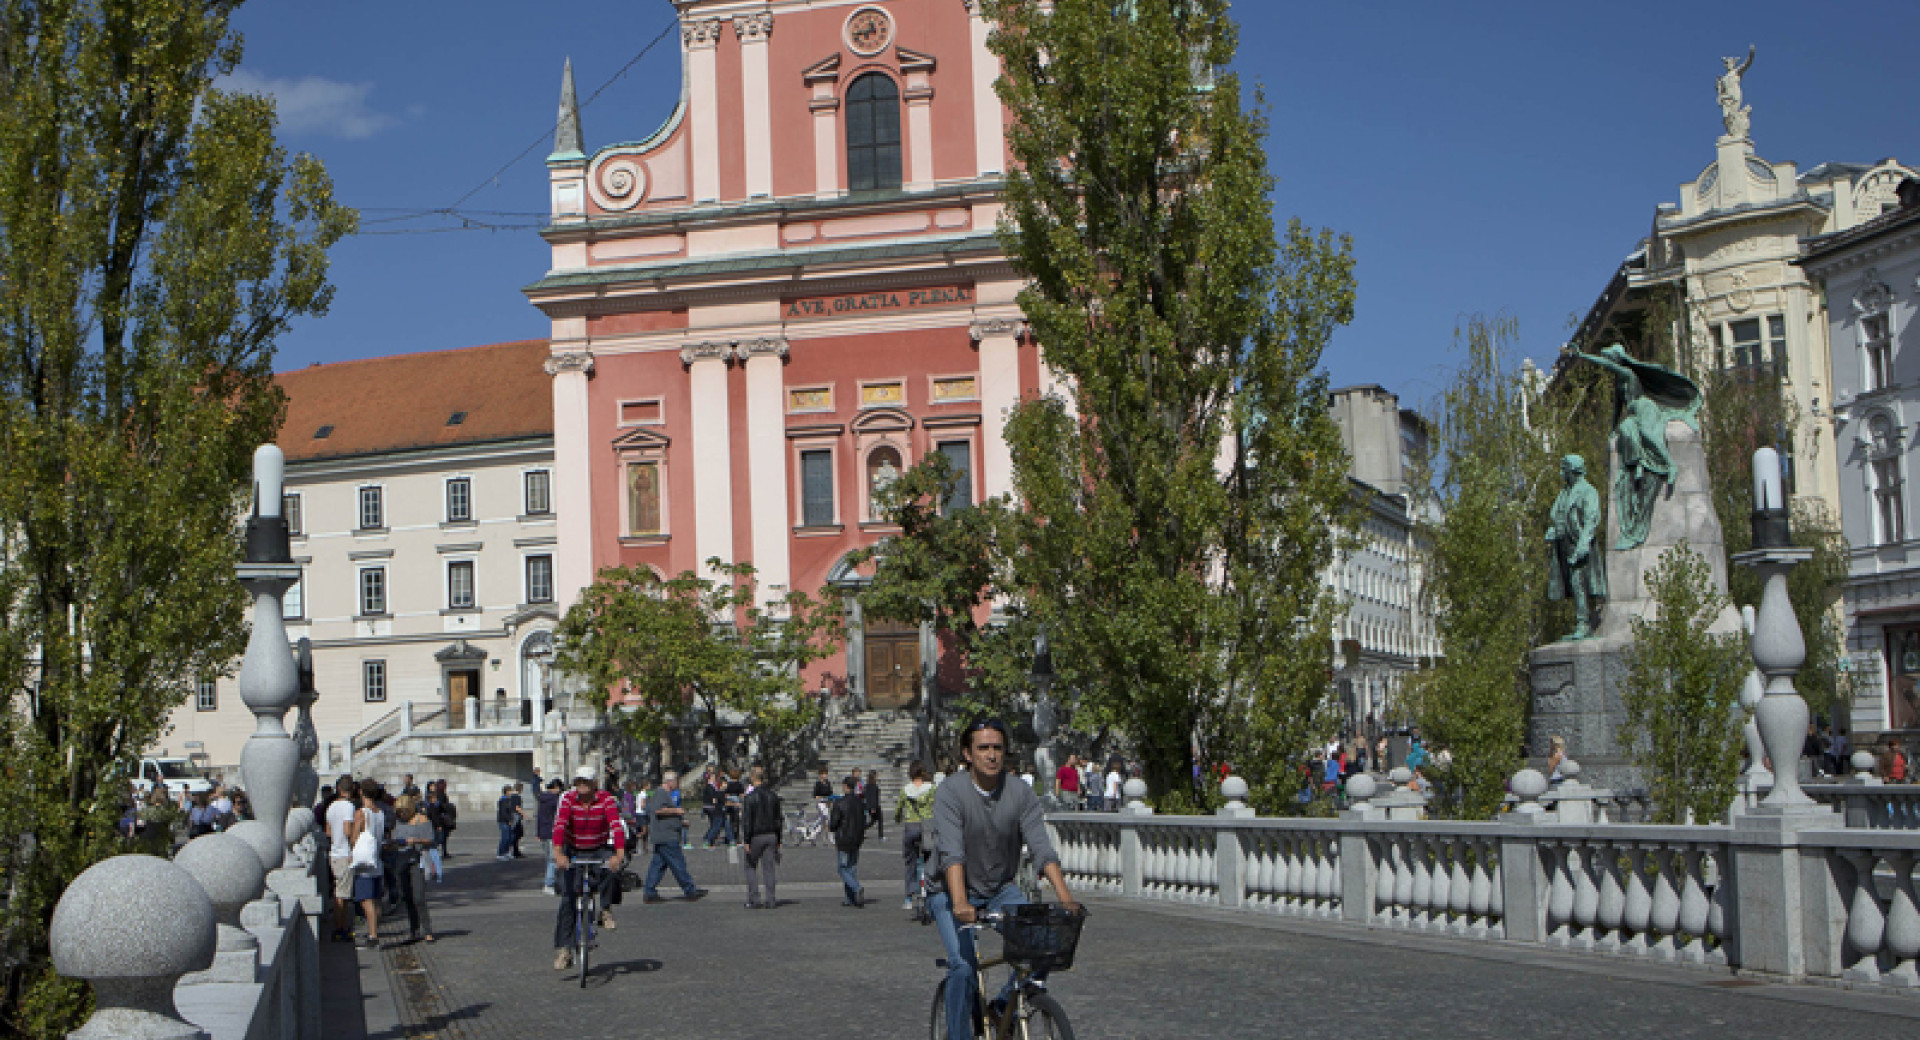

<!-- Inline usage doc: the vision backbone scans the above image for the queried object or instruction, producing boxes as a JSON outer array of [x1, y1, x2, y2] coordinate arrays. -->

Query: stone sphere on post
[[173, 834, 266, 952], [223, 820, 281, 876], [51, 854, 215, 1040], [1510, 768, 1548, 813], [1220, 775, 1248, 809], [1853, 750, 1879, 782], [1346, 772, 1378, 807], [1388, 766, 1413, 791], [1559, 759, 1582, 782], [1122, 777, 1148, 810]]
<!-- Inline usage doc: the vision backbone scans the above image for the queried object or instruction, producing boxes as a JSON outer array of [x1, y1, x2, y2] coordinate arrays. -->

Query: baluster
[[1145, 828, 1165, 898], [1648, 847, 1682, 961], [1676, 846, 1711, 965], [1284, 834, 1306, 915], [1485, 840, 1505, 939], [1317, 838, 1339, 917], [1202, 832, 1220, 902], [1172, 832, 1191, 900], [1842, 849, 1886, 983], [1393, 835, 1417, 928], [1408, 836, 1434, 932], [1621, 845, 1653, 957], [1546, 843, 1574, 947], [1704, 845, 1733, 966], [1571, 842, 1601, 950], [1468, 838, 1493, 940], [1447, 839, 1473, 936], [1883, 851, 1920, 987], [1593, 841, 1626, 953], [1373, 836, 1398, 926], [1304, 837, 1325, 917]]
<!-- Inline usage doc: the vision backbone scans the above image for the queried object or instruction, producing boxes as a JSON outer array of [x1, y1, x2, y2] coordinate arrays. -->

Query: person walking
[[701, 767, 728, 847], [863, 768, 884, 841], [510, 783, 530, 857], [348, 779, 389, 948], [393, 796, 437, 943], [642, 771, 709, 903], [428, 781, 457, 859], [1055, 754, 1082, 809], [537, 778, 563, 894], [829, 774, 868, 907], [739, 765, 782, 909], [324, 777, 358, 942], [495, 785, 520, 861], [896, 763, 936, 910], [1103, 761, 1122, 812]]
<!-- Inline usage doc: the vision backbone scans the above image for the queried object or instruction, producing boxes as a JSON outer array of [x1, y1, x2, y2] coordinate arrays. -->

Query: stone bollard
[[1117, 778, 1150, 898], [173, 834, 266, 984], [1342, 773, 1381, 820], [1374, 767, 1426, 821], [1215, 777, 1252, 908], [1120, 777, 1152, 816], [1507, 768, 1549, 818], [52, 855, 216, 1040], [1851, 750, 1880, 785], [1338, 773, 1383, 925], [1549, 760, 1599, 824], [1218, 776, 1253, 820]]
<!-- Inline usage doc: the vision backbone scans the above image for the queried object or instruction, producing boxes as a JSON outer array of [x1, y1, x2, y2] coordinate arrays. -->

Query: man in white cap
[[551, 765, 628, 970]]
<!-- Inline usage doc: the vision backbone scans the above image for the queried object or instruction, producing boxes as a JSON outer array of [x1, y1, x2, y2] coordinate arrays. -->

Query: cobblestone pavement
[[324, 832, 1920, 1040]]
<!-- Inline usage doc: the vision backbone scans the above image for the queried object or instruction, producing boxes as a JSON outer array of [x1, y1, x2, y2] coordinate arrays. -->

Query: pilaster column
[[683, 17, 725, 202], [902, 52, 937, 191], [742, 338, 792, 609], [806, 65, 841, 199], [963, 0, 1003, 177], [544, 351, 595, 604], [735, 11, 775, 199], [971, 319, 1027, 499], [682, 343, 736, 577]]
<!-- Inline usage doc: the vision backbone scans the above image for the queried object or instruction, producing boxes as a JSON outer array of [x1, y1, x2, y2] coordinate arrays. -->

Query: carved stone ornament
[[681, 17, 725, 48], [969, 318, 1028, 341], [543, 352, 595, 377], [740, 337, 790, 359], [1727, 271, 1754, 313], [1854, 271, 1894, 316], [679, 341, 734, 365], [734, 10, 774, 42]]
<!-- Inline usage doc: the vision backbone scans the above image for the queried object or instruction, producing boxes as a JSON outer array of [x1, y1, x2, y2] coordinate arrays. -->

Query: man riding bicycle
[[551, 765, 628, 971], [931, 716, 1079, 1038]]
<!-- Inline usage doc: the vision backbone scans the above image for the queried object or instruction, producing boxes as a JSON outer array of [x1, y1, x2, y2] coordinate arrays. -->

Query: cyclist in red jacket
[[552, 765, 628, 970]]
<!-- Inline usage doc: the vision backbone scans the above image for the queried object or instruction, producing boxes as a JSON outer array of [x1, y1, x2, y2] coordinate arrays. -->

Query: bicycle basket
[[998, 904, 1087, 972]]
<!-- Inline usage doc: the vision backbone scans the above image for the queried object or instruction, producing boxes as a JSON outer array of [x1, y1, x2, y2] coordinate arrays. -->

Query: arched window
[[1870, 414, 1905, 545], [846, 73, 901, 192]]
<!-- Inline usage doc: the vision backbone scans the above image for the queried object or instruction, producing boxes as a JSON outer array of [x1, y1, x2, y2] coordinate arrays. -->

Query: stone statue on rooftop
[[1571, 344, 1704, 552], [1717, 46, 1755, 139], [1546, 454, 1607, 641]]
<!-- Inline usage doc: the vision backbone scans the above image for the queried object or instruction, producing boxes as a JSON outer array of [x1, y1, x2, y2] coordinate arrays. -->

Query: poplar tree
[[984, 0, 1356, 808], [0, 2, 352, 1032]]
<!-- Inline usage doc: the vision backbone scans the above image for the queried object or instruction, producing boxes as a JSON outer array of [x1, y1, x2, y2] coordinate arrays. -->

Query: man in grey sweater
[[930, 717, 1079, 1040]]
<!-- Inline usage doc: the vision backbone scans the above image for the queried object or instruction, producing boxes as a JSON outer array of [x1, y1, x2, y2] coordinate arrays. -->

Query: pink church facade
[[526, 0, 1047, 709]]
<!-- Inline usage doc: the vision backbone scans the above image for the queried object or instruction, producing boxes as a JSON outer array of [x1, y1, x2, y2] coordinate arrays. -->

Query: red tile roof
[[276, 340, 553, 462]]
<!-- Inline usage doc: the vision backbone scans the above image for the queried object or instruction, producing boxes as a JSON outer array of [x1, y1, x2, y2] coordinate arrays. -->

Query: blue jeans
[[932, 883, 1034, 1040], [542, 839, 557, 889], [643, 842, 698, 897], [837, 848, 862, 903], [497, 823, 514, 858], [703, 807, 736, 845]]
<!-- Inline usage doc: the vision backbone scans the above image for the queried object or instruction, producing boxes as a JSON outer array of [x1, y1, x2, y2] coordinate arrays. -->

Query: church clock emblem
[[846, 6, 893, 56]]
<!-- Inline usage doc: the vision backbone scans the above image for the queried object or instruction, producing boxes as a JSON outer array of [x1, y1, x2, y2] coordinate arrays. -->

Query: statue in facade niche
[[1717, 45, 1755, 139], [1546, 455, 1607, 641], [1572, 344, 1704, 551]]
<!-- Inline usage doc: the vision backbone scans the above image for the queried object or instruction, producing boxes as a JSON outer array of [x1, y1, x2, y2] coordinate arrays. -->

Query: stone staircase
[[777, 711, 920, 816]]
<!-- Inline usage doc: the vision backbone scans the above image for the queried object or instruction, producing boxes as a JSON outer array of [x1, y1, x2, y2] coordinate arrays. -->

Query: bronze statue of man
[[1546, 454, 1607, 641]]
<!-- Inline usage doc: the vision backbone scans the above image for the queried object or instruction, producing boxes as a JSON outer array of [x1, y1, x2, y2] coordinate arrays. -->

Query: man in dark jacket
[[536, 779, 563, 894], [828, 775, 868, 907], [739, 766, 782, 909], [862, 768, 884, 840]]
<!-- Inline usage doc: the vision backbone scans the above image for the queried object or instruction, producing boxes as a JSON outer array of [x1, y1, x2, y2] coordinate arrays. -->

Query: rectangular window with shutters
[[1727, 318, 1763, 369], [448, 560, 475, 610], [800, 449, 835, 527], [358, 486, 384, 530], [284, 493, 303, 537], [1867, 313, 1893, 391], [446, 477, 472, 523], [196, 678, 217, 712], [359, 567, 386, 616], [526, 555, 554, 604], [363, 660, 387, 704], [524, 470, 552, 515], [939, 441, 973, 512]]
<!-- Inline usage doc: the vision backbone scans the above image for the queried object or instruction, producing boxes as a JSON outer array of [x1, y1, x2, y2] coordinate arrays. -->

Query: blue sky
[[234, 0, 1920, 414]]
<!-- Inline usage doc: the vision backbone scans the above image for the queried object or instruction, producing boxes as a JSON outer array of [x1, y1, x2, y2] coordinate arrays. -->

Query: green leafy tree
[[1406, 316, 1560, 819], [0, 2, 351, 1032], [984, 0, 1356, 810], [555, 562, 843, 778], [1622, 545, 1749, 823]]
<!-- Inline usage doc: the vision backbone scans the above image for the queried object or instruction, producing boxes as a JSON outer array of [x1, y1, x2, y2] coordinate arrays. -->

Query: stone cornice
[[969, 318, 1028, 341], [738, 336, 790, 359], [681, 17, 725, 48], [1798, 223, 1920, 279], [542, 351, 594, 377], [733, 9, 773, 42], [679, 341, 734, 365]]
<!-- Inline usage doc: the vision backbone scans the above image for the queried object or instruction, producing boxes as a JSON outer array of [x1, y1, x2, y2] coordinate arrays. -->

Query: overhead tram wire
[[347, 16, 679, 237]]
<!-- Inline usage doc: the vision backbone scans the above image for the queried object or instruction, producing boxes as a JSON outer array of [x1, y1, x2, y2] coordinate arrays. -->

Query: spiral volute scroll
[[591, 155, 648, 211]]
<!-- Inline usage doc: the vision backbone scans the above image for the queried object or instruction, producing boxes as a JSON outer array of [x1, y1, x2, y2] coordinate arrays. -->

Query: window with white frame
[[363, 660, 387, 703], [195, 678, 217, 712], [282, 568, 304, 620], [446, 477, 472, 523], [358, 486, 384, 530], [938, 441, 973, 512], [448, 560, 476, 610], [284, 493, 303, 537], [1867, 312, 1894, 392], [1870, 414, 1905, 545], [359, 566, 387, 616], [800, 449, 835, 527], [524, 470, 552, 516], [526, 555, 554, 604]]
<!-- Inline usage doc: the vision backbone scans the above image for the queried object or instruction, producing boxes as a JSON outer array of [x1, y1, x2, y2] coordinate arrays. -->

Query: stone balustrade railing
[[1045, 806, 1920, 992], [1804, 783, 1920, 831]]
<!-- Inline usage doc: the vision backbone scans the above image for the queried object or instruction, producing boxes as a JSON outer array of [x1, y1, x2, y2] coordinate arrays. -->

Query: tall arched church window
[[1869, 413, 1905, 545], [846, 73, 901, 192]]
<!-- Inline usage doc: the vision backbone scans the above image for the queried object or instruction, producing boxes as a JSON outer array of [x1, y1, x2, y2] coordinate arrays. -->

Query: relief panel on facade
[[861, 381, 906, 407], [931, 375, 978, 403], [628, 462, 663, 536], [788, 386, 833, 413]]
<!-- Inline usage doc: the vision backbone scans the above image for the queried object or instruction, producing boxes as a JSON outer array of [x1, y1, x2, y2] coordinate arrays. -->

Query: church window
[[846, 73, 902, 192], [1867, 312, 1894, 392], [801, 450, 836, 527], [1870, 414, 1905, 545]]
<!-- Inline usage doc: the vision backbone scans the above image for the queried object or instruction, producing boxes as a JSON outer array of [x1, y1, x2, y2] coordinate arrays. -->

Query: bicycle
[[909, 845, 937, 924], [787, 801, 829, 846], [568, 853, 612, 987], [931, 904, 1087, 1040], [1014, 846, 1044, 904]]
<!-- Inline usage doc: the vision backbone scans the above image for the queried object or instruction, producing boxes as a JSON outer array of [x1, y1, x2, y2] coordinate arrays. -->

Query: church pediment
[[851, 407, 914, 434], [611, 426, 672, 451]]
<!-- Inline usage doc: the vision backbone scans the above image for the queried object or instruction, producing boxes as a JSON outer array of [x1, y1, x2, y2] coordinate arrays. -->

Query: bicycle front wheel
[[1019, 993, 1074, 1040], [929, 980, 954, 1040], [575, 896, 593, 987]]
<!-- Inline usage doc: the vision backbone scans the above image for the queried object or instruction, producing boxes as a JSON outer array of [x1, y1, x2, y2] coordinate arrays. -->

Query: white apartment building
[[160, 340, 560, 773]]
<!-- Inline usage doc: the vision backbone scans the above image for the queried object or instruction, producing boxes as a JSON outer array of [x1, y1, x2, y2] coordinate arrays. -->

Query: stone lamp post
[[237, 445, 302, 870], [1732, 447, 1824, 815]]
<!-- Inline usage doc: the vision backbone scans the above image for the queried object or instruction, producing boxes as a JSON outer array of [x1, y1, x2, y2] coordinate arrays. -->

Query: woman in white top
[[346, 780, 388, 948], [1103, 768, 1122, 810]]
